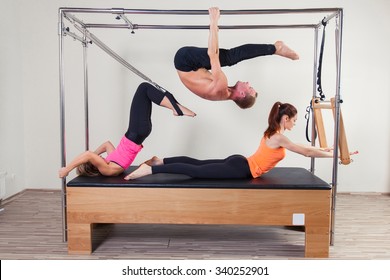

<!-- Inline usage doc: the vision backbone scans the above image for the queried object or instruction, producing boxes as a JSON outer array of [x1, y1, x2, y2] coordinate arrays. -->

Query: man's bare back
[[177, 68, 228, 101]]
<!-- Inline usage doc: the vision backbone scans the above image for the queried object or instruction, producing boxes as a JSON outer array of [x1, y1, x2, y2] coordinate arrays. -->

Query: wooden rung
[[312, 101, 333, 110], [312, 98, 328, 148]]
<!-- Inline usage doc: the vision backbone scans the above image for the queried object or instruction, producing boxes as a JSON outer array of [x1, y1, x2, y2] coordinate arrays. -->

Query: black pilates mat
[[67, 167, 330, 190]]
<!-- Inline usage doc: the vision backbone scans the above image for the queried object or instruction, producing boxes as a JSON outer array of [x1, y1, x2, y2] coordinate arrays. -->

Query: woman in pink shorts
[[58, 82, 195, 178]]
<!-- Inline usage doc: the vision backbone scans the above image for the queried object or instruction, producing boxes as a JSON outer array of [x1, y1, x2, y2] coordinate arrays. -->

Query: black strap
[[307, 19, 327, 143], [164, 91, 184, 116], [305, 101, 317, 143], [317, 18, 327, 101]]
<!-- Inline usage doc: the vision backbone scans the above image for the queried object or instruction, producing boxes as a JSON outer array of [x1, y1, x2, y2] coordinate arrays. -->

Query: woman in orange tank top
[[126, 102, 357, 180]]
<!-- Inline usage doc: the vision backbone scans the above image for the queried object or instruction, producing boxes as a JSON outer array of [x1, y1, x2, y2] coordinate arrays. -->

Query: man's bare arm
[[207, 7, 220, 70], [207, 7, 228, 96]]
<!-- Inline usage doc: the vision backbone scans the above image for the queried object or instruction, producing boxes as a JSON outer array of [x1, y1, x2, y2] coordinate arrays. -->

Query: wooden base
[[66, 187, 331, 258]]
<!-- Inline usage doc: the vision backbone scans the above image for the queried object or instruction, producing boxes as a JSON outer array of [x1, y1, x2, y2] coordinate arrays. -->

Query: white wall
[[0, 0, 389, 198], [0, 0, 26, 197]]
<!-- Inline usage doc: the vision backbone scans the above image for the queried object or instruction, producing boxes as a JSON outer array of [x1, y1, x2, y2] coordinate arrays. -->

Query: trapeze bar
[[72, 24, 167, 94], [72, 25, 149, 81], [83, 23, 318, 30], [60, 7, 342, 15]]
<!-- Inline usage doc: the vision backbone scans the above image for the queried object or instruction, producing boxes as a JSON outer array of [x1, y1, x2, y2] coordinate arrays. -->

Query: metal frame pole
[[330, 9, 344, 246], [310, 27, 320, 173], [82, 29, 90, 151], [84, 23, 318, 30], [58, 8, 67, 242]]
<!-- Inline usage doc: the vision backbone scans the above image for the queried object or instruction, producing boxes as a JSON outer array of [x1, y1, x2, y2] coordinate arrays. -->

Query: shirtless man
[[174, 7, 300, 109]]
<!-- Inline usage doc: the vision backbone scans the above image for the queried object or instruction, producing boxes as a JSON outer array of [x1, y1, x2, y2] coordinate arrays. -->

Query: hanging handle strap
[[305, 101, 317, 143], [316, 18, 327, 101]]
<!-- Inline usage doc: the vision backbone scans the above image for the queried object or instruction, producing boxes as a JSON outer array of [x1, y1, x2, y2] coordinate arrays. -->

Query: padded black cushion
[[67, 167, 330, 190]]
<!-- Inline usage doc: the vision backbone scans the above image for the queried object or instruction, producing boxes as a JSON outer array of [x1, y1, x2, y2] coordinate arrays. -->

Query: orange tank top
[[246, 137, 286, 178]]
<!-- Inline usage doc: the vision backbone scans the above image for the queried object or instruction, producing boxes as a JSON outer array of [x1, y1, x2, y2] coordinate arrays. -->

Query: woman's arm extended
[[277, 134, 358, 158], [276, 134, 334, 158]]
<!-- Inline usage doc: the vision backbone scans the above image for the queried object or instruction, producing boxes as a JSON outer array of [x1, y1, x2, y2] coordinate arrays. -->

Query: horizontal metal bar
[[60, 7, 342, 15], [138, 24, 318, 30], [84, 23, 318, 30], [120, 8, 343, 15]]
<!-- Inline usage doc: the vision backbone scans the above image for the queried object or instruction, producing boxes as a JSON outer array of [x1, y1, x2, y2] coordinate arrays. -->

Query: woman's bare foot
[[174, 103, 196, 117], [274, 41, 299, 60], [143, 156, 163, 166], [124, 163, 152, 180]]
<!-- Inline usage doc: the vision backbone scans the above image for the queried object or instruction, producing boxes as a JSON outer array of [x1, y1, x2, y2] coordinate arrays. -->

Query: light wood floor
[[0, 189, 389, 259]]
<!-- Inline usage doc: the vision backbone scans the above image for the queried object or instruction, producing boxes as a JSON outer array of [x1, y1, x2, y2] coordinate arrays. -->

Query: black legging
[[152, 155, 252, 179], [125, 82, 178, 144], [174, 44, 276, 72]]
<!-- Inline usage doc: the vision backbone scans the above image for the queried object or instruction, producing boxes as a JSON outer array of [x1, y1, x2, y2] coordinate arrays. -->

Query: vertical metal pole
[[83, 30, 90, 151], [310, 27, 320, 173], [58, 9, 67, 242], [330, 9, 344, 246]]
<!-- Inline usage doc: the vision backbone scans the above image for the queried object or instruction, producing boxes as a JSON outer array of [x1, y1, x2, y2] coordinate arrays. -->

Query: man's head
[[232, 81, 258, 109]]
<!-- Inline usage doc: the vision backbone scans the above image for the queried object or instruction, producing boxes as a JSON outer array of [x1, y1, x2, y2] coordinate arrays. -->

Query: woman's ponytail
[[264, 102, 297, 138]]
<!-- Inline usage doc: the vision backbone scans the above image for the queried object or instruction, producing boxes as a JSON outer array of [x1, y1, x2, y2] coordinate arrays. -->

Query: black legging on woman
[[174, 44, 276, 72], [125, 82, 182, 145], [152, 155, 252, 179]]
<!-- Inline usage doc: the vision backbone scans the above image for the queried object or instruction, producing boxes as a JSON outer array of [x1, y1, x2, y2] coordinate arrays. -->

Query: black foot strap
[[165, 91, 183, 116]]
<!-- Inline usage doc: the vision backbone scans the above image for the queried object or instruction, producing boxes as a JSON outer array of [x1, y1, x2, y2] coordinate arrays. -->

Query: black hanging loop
[[305, 101, 317, 143], [316, 17, 327, 101]]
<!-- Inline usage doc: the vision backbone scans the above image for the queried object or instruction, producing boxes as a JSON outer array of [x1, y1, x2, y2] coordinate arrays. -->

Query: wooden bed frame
[[66, 167, 332, 258]]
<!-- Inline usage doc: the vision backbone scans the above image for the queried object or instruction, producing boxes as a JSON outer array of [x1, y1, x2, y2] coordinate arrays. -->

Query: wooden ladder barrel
[[312, 97, 351, 165]]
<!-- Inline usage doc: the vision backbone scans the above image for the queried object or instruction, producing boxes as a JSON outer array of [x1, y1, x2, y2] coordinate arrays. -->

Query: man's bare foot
[[274, 41, 299, 60], [174, 104, 196, 117], [143, 156, 163, 166], [124, 163, 152, 180]]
